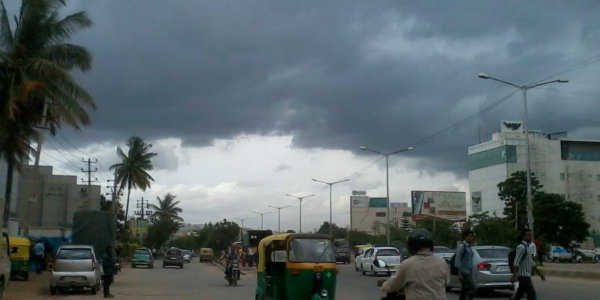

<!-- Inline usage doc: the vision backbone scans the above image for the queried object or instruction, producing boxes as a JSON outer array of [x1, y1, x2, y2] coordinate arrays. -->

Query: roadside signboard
[[411, 191, 466, 222]]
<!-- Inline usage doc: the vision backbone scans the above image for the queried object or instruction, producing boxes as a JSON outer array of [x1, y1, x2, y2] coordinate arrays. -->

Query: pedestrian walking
[[511, 229, 546, 300], [455, 230, 476, 300], [32, 240, 45, 274], [102, 245, 116, 298], [248, 247, 254, 267]]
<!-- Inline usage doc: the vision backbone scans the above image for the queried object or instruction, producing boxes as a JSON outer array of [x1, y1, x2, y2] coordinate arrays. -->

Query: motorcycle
[[226, 259, 240, 286], [374, 260, 405, 300]]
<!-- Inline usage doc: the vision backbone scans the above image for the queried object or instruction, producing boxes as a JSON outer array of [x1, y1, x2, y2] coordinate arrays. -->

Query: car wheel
[[91, 285, 98, 295], [361, 265, 366, 276], [371, 266, 376, 276]]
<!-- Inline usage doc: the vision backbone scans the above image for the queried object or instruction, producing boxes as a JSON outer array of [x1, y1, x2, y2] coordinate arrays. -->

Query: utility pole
[[285, 194, 315, 233], [81, 158, 98, 185], [135, 198, 151, 219], [252, 210, 274, 230], [268, 205, 291, 233]]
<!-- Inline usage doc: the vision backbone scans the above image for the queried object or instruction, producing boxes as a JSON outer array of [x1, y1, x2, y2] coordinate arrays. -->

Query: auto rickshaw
[[256, 233, 337, 300], [9, 236, 30, 281]]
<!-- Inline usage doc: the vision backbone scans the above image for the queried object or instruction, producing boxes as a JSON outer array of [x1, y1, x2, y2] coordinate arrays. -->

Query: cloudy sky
[[15, 0, 600, 231]]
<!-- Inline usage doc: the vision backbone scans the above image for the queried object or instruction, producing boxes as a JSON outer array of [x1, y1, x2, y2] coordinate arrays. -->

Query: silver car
[[447, 245, 513, 292], [50, 245, 101, 295], [433, 246, 455, 262]]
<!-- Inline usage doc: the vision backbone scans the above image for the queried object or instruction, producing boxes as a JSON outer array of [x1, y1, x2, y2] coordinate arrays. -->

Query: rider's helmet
[[406, 228, 434, 255]]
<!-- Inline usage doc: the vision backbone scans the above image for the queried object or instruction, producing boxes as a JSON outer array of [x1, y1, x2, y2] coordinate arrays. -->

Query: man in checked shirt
[[511, 229, 546, 300]]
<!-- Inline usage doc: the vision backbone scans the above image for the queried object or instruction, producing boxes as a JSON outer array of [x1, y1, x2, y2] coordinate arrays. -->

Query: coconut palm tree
[[150, 193, 183, 223], [0, 0, 94, 224], [110, 136, 157, 229]]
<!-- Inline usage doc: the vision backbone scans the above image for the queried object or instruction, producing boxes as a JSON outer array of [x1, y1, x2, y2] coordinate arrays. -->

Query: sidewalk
[[4, 271, 51, 299], [538, 262, 600, 280]]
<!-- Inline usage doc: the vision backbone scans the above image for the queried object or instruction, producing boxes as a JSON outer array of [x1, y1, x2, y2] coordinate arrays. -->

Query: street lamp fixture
[[252, 210, 274, 230], [311, 178, 350, 237], [477, 72, 568, 236], [285, 194, 315, 233], [359, 145, 414, 245], [234, 217, 250, 242], [268, 205, 292, 233]]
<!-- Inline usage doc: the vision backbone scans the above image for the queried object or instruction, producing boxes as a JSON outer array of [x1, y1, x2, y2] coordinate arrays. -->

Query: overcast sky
[[16, 0, 600, 231]]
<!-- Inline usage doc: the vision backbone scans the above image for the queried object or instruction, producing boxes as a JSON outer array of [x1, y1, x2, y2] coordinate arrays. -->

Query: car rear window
[[167, 249, 181, 255], [134, 250, 149, 255], [376, 249, 400, 256], [434, 246, 454, 253], [476, 248, 510, 259], [58, 249, 92, 260]]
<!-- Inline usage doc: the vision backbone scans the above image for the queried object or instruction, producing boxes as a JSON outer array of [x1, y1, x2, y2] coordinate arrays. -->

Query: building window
[[560, 173, 565, 181], [376, 212, 386, 217], [597, 174, 600, 181]]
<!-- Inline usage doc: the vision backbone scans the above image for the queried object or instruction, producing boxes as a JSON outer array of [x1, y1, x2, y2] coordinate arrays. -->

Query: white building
[[350, 191, 413, 235], [468, 121, 600, 233]]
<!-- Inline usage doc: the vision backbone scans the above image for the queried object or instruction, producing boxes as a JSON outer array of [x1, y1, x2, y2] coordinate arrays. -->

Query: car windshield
[[476, 248, 510, 259], [289, 239, 335, 262], [134, 250, 149, 255], [184, 250, 191, 255], [58, 249, 92, 260], [376, 249, 400, 256], [167, 249, 181, 256], [434, 246, 454, 253]]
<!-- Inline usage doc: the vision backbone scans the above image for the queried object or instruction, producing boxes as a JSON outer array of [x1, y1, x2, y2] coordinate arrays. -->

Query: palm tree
[[0, 0, 94, 225], [150, 193, 183, 223], [110, 136, 157, 229]]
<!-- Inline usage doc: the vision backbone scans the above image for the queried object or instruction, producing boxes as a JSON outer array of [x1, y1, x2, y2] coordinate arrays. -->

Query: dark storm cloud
[[54, 0, 600, 176]]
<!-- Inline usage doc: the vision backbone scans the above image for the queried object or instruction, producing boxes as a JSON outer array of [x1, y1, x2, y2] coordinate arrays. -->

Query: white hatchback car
[[354, 247, 372, 271], [361, 247, 402, 276], [50, 245, 102, 295]]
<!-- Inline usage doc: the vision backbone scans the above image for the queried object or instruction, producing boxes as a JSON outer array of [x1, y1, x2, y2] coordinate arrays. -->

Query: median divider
[[538, 264, 600, 281]]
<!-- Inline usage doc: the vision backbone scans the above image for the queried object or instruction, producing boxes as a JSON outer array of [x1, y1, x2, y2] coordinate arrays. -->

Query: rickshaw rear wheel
[[23, 272, 29, 281]]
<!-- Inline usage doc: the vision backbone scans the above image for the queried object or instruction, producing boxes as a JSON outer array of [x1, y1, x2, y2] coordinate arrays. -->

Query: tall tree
[[0, 0, 94, 225], [497, 171, 542, 229], [533, 192, 590, 248], [110, 136, 157, 232], [150, 193, 183, 223], [465, 213, 518, 248]]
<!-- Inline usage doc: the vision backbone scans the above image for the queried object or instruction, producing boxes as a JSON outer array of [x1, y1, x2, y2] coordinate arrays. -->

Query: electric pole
[[135, 197, 151, 219], [81, 158, 98, 185]]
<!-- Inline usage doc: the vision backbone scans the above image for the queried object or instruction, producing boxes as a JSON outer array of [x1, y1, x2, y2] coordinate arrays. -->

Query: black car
[[334, 243, 351, 264], [163, 248, 184, 269]]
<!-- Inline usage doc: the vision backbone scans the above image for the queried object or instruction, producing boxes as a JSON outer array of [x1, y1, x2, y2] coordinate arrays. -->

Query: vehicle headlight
[[320, 289, 328, 297]]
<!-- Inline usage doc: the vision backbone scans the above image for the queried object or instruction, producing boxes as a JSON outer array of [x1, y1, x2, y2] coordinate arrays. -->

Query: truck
[[71, 211, 117, 267], [246, 230, 273, 248]]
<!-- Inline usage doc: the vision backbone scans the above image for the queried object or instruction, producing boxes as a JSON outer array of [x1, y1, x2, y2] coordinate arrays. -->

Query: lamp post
[[252, 210, 274, 230], [478, 73, 568, 235], [234, 217, 250, 242], [285, 194, 315, 233], [268, 205, 291, 233], [311, 178, 350, 237], [359, 146, 414, 245]]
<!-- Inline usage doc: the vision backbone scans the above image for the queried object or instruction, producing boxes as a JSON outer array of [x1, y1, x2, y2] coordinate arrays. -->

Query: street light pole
[[252, 210, 274, 230], [268, 205, 291, 233], [234, 217, 249, 242], [478, 73, 568, 236], [311, 178, 350, 237], [360, 146, 414, 245], [285, 194, 315, 233]]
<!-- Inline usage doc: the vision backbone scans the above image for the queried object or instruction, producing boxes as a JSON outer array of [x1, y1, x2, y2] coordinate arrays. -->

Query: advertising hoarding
[[471, 191, 482, 213], [411, 191, 466, 222], [350, 195, 369, 208]]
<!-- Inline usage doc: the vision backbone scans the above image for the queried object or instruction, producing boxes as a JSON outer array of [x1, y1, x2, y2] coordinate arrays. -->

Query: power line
[[44, 139, 82, 170], [532, 52, 600, 84], [57, 134, 89, 157]]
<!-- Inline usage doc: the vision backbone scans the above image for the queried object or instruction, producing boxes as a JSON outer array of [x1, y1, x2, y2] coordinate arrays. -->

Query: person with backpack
[[511, 229, 546, 300], [454, 230, 476, 300]]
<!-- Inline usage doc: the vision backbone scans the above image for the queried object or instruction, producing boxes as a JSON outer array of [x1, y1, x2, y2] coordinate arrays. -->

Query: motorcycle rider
[[381, 228, 449, 300], [224, 246, 240, 279]]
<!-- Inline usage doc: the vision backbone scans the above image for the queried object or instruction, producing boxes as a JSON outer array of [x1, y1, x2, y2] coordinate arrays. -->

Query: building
[[130, 218, 150, 239], [468, 121, 600, 233], [350, 191, 413, 235], [13, 165, 101, 235]]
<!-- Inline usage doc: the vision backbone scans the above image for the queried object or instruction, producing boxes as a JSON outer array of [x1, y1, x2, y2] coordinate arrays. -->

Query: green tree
[[316, 222, 348, 239], [533, 192, 590, 248], [0, 0, 94, 224], [169, 235, 199, 250], [146, 218, 179, 249], [497, 171, 542, 229], [110, 136, 157, 231], [198, 219, 240, 252], [150, 193, 183, 223], [415, 217, 460, 248], [465, 213, 518, 247]]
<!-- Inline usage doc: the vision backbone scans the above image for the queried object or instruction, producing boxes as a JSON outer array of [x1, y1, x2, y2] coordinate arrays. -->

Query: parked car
[[361, 247, 402, 276], [354, 246, 371, 271], [199, 248, 214, 262], [163, 248, 184, 269], [433, 246, 454, 262], [50, 245, 101, 295], [549, 246, 573, 262], [183, 250, 192, 263], [447, 245, 512, 292], [572, 249, 596, 263], [131, 248, 154, 268]]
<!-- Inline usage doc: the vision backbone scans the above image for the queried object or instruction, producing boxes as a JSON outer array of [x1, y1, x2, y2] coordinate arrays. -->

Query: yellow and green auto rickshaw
[[9, 236, 30, 281], [256, 233, 337, 300]]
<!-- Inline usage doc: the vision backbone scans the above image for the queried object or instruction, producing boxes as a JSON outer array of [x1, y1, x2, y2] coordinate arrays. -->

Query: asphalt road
[[8, 260, 598, 299]]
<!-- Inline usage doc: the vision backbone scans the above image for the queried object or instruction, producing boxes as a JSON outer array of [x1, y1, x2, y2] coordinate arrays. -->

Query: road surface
[[5, 260, 599, 299]]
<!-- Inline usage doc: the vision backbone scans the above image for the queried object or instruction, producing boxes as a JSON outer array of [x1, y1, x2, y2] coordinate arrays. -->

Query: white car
[[361, 247, 402, 276], [433, 246, 455, 262], [354, 247, 371, 271]]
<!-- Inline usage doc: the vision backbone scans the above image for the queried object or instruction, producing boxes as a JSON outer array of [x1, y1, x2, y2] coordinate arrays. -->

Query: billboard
[[411, 191, 466, 222], [471, 191, 482, 213], [369, 197, 388, 208], [350, 195, 369, 208]]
